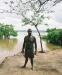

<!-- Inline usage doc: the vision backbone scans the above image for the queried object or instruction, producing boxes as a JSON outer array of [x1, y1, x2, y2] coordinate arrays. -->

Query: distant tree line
[[46, 28, 62, 45], [0, 23, 17, 39]]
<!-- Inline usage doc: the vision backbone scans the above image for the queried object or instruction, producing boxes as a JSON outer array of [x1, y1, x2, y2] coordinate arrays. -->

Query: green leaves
[[0, 24, 17, 39], [22, 17, 31, 25], [22, 14, 45, 26], [36, 14, 44, 24], [47, 28, 62, 45]]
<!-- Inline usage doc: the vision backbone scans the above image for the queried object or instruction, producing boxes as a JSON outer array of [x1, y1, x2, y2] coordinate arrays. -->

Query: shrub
[[0, 24, 17, 39], [47, 28, 62, 45]]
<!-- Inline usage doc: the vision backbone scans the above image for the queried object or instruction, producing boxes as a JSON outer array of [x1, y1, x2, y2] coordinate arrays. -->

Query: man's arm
[[21, 37, 25, 53], [34, 37, 37, 55]]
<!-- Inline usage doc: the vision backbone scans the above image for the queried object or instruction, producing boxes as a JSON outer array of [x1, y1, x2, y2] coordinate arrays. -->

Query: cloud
[[50, 2, 62, 23]]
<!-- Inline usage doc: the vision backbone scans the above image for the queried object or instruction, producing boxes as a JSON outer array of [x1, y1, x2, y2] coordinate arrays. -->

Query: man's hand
[[21, 50, 24, 54], [34, 51, 37, 55], [34, 49, 37, 55]]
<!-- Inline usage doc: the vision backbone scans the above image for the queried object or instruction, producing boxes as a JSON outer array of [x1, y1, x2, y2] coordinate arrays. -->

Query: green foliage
[[10, 30, 17, 36], [0, 31, 3, 38], [0, 23, 17, 39], [22, 14, 45, 26], [0, 25, 4, 38], [47, 28, 62, 45], [22, 18, 31, 25], [47, 28, 56, 32]]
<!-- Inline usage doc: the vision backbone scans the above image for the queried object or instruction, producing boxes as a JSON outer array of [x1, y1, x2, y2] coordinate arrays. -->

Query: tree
[[20, 0, 62, 53], [3, 25, 17, 39], [0, 0, 62, 52], [22, 12, 45, 52], [0, 0, 62, 14], [20, 0, 51, 53], [0, 24, 17, 39], [47, 29, 62, 45]]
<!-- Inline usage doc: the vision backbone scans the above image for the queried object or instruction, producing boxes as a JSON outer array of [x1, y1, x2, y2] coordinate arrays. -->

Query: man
[[21, 29, 37, 70]]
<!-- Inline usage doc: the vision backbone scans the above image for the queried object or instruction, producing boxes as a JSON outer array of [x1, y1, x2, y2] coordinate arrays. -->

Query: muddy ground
[[0, 49, 62, 75]]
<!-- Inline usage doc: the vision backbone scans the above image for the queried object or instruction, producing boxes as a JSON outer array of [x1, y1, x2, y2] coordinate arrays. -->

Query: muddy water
[[0, 39, 21, 57]]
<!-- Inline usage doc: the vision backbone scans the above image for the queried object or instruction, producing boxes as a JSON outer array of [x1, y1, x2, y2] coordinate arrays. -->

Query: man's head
[[27, 29, 32, 36]]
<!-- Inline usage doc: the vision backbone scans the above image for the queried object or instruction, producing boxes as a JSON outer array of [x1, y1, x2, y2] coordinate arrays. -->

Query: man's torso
[[24, 35, 36, 58], [24, 35, 35, 52]]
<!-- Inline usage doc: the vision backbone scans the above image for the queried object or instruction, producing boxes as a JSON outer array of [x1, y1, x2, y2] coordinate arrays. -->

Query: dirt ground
[[0, 49, 62, 75]]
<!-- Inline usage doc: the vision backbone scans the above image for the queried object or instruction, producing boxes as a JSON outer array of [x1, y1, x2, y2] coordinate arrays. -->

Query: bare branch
[[38, 0, 50, 6], [0, 0, 62, 15], [53, 0, 62, 6]]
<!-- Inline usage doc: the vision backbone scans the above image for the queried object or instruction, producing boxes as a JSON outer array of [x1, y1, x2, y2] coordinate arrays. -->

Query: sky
[[0, 1, 62, 31], [48, 1, 62, 28]]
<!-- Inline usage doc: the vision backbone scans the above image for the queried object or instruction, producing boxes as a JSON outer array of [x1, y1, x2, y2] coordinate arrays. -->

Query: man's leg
[[23, 57, 28, 68], [30, 58, 33, 70]]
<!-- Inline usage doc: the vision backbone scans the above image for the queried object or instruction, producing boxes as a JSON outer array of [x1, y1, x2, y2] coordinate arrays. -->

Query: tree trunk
[[35, 25, 44, 53]]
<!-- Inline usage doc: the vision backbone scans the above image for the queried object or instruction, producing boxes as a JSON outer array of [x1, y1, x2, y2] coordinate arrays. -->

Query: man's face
[[28, 31, 32, 36]]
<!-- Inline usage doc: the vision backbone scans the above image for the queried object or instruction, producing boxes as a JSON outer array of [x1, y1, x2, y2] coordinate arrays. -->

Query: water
[[0, 31, 47, 58]]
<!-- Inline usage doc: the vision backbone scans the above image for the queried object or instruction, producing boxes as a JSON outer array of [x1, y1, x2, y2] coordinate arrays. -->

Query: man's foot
[[39, 51, 45, 53], [31, 67, 33, 70], [21, 65, 26, 68]]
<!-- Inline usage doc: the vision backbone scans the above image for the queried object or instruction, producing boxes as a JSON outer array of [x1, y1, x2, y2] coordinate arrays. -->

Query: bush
[[0, 24, 17, 39], [47, 28, 62, 45], [10, 30, 17, 36], [47, 28, 56, 32]]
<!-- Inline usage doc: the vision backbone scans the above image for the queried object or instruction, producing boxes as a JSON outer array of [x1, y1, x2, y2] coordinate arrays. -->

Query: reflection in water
[[0, 39, 17, 50], [0, 38, 22, 57], [46, 42, 62, 51]]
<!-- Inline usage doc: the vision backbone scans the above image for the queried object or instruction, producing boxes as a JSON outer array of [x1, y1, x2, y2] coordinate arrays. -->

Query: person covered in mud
[[21, 29, 37, 70]]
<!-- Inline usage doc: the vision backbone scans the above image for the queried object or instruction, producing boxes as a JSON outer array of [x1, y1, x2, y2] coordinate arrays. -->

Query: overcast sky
[[0, 1, 62, 31]]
